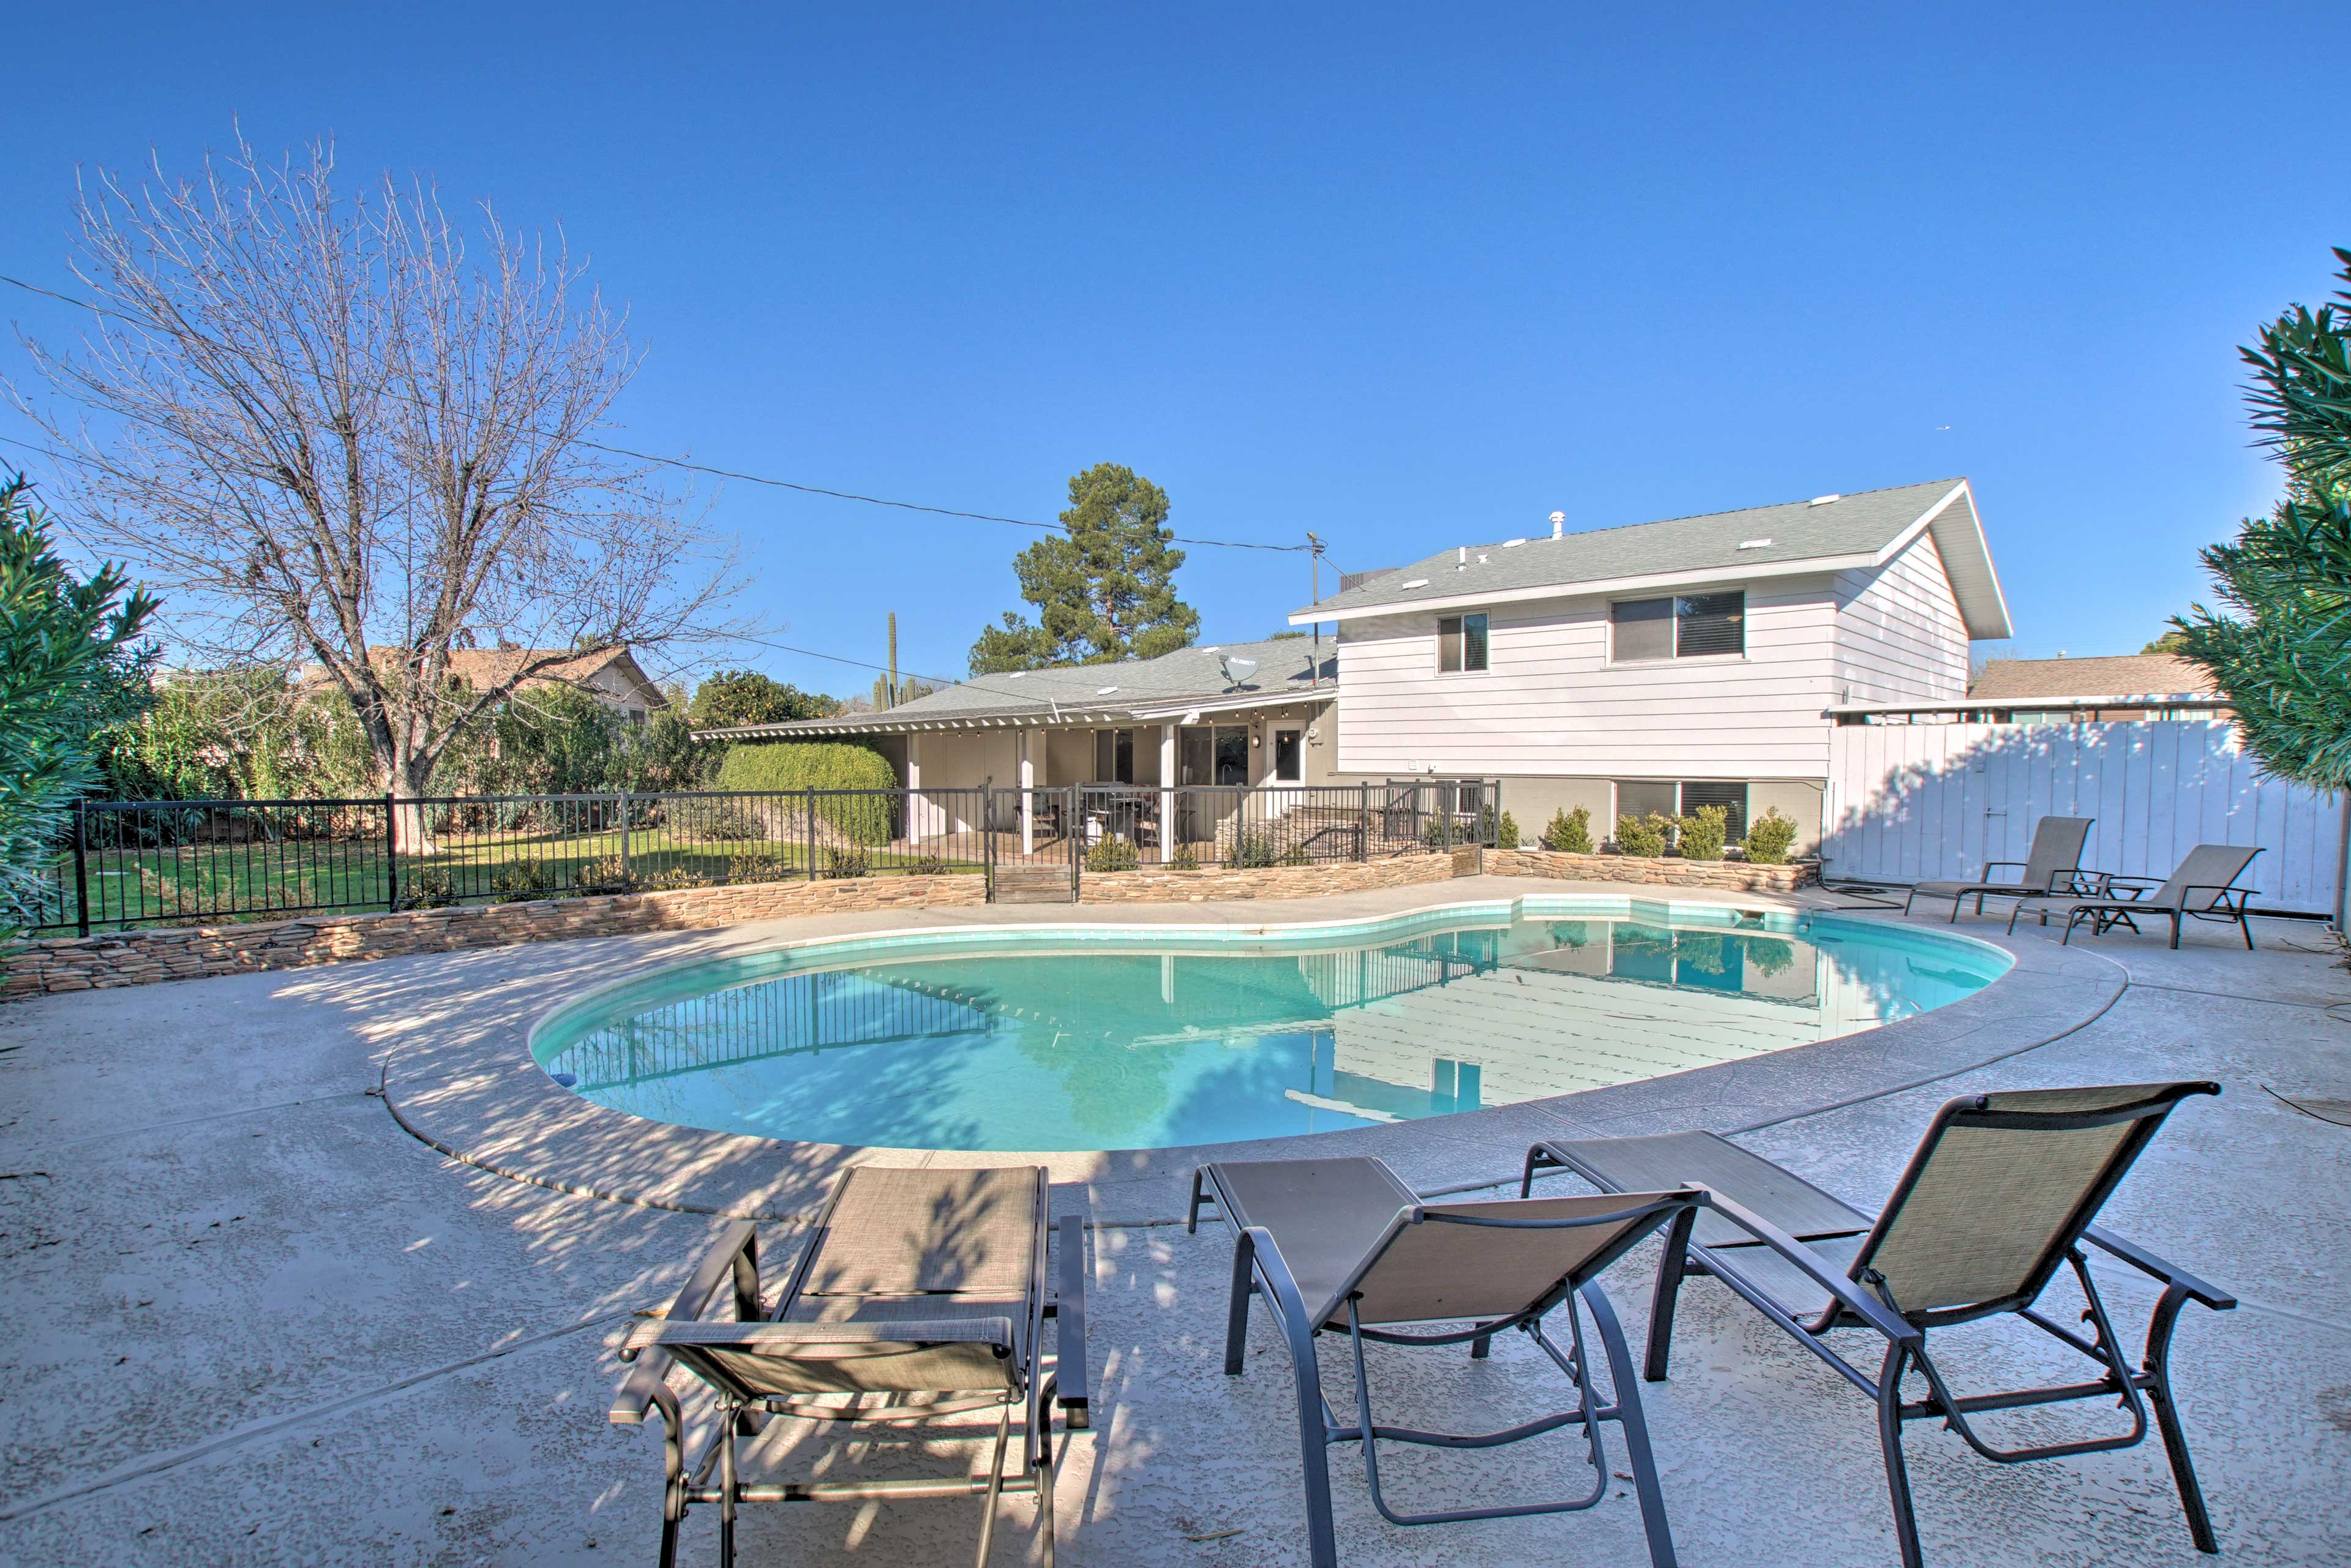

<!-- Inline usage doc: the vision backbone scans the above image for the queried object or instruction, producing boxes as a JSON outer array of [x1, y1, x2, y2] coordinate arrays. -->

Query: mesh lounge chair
[[1523, 1082, 2234, 1568], [1902, 815, 2095, 921], [612, 1166, 1089, 1568], [1187, 1155, 1701, 1568], [2008, 842, 2262, 950]]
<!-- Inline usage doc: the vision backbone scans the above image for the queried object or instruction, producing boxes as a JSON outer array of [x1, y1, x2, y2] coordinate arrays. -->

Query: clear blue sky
[[5, 2, 2346, 696]]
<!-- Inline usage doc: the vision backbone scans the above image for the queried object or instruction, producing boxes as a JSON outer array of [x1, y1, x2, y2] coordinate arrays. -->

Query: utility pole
[[1306, 533, 1326, 685]]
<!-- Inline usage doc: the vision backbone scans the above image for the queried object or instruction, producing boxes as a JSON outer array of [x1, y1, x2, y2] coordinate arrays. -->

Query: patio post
[[1019, 741, 1035, 858], [1159, 724, 1176, 863]]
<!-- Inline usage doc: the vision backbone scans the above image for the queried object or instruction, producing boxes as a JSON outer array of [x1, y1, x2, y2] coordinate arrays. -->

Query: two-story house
[[1288, 478, 2009, 850]]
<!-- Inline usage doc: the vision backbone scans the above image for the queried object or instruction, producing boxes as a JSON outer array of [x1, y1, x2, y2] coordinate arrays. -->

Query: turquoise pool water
[[533, 901, 2009, 1152]]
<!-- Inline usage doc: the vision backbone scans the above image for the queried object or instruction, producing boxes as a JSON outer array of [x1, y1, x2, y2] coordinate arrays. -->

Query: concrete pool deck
[[2, 876, 2347, 1564]]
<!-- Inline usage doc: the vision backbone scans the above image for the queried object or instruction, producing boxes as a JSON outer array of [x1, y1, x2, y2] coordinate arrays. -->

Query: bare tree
[[14, 132, 738, 849]]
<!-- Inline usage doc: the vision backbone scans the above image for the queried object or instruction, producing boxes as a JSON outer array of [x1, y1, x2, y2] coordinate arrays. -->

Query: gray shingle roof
[[701, 637, 1337, 737], [1968, 654, 2218, 701], [1292, 479, 1970, 620]]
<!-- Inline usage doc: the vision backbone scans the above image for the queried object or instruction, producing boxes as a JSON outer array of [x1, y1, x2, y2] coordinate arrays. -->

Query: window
[[1437, 612, 1490, 673], [1611, 591, 1745, 661], [1676, 592, 1745, 657], [1612, 780, 1751, 841], [1613, 780, 1678, 820], [1272, 729, 1302, 782], [1093, 727, 1136, 784], [1679, 780, 1750, 842], [1213, 726, 1250, 785]]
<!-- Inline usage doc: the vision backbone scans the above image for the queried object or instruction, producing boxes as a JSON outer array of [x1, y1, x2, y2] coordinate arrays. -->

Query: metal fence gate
[[1823, 719, 2347, 917]]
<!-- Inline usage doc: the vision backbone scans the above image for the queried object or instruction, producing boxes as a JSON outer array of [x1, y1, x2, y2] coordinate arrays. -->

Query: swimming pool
[[532, 899, 2010, 1153]]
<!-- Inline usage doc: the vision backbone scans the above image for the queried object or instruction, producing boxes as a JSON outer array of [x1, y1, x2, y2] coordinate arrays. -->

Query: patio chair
[[1902, 815, 2095, 921], [2007, 842, 2262, 950], [1522, 1081, 2234, 1568], [1186, 1155, 1701, 1568], [612, 1166, 1090, 1568]]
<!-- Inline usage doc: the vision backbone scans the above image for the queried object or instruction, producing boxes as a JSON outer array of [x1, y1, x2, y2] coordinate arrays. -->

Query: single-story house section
[[696, 637, 1346, 844], [301, 645, 671, 725], [1288, 478, 2011, 852]]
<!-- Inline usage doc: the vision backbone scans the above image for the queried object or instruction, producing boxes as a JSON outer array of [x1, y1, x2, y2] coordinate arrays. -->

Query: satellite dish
[[1220, 655, 1259, 688]]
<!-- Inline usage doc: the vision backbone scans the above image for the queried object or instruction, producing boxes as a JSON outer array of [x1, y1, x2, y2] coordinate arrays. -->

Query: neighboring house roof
[[300, 646, 667, 708], [698, 637, 1337, 738], [1290, 477, 2011, 639], [1968, 653, 2219, 702]]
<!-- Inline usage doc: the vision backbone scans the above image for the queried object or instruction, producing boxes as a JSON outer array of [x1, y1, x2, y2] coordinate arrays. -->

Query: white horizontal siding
[[1333, 579, 1841, 778], [1832, 531, 1970, 703]]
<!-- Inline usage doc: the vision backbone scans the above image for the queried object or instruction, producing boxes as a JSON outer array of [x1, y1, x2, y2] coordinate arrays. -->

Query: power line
[[0, 270, 1312, 555]]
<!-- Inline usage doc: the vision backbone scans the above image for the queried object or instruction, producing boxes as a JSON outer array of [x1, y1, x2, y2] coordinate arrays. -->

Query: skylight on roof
[[1808, 494, 1842, 506], [1502, 538, 1526, 547], [1096, 686, 1118, 695], [1737, 538, 1774, 549], [1399, 577, 1430, 589], [1007, 671, 1026, 678]]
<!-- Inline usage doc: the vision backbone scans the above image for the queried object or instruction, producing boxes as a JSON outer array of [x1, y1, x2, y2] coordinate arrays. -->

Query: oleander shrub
[[1678, 803, 1728, 862], [1612, 812, 1673, 857], [714, 742, 899, 845], [1744, 808, 1799, 865], [1541, 806, 1592, 854], [1084, 836, 1141, 872]]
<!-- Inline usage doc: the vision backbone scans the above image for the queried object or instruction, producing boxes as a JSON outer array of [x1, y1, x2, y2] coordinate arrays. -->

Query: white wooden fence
[[1822, 720, 2347, 917]]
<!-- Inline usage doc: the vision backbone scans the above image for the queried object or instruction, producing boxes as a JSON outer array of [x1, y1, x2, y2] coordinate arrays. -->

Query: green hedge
[[714, 741, 899, 844]]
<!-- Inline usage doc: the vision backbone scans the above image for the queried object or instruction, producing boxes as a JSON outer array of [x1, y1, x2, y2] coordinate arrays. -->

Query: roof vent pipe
[[1550, 510, 1565, 539]]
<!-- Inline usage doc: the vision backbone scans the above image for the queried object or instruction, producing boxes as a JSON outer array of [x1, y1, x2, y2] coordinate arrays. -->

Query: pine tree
[[2175, 247, 2351, 788], [969, 463, 1200, 673]]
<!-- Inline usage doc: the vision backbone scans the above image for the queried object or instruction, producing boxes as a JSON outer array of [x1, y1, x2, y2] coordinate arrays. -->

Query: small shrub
[[1084, 836, 1141, 872], [489, 855, 553, 902], [819, 846, 871, 879], [575, 853, 631, 892], [688, 803, 768, 843], [1168, 842, 1201, 871], [1678, 803, 1728, 861], [726, 853, 789, 883], [1744, 808, 1799, 865], [637, 864, 705, 891], [1541, 806, 1592, 854], [1612, 812, 1673, 857], [402, 865, 459, 909], [1279, 840, 1313, 866], [1229, 828, 1278, 869], [901, 853, 950, 876]]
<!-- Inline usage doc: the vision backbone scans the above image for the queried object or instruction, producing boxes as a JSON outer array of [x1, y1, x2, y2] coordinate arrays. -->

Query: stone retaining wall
[[1484, 846, 1815, 893], [1076, 853, 1462, 904], [4, 874, 986, 997]]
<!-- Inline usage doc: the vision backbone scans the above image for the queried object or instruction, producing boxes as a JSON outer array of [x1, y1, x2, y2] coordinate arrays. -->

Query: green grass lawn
[[50, 827, 984, 931]]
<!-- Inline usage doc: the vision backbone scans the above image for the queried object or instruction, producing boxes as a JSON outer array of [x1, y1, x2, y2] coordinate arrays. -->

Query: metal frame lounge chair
[[1902, 815, 2096, 921], [2008, 842, 2262, 950], [1522, 1082, 2235, 1568], [1187, 1155, 1701, 1568], [612, 1166, 1089, 1568]]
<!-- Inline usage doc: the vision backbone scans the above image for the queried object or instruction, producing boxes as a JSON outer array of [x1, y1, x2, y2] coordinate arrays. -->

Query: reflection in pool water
[[535, 909, 2008, 1152]]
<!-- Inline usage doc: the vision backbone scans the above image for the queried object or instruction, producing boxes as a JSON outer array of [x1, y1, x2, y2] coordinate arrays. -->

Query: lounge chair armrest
[[610, 1351, 682, 1427], [609, 1220, 761, 1426], [624, 1316, 1020, 1355], [1981, 860, 2027, 874], [1703, 1195, 1922, 1346], [2087, 873, 2156, 898], [2083, 1227, 2236, 1311], [1054, 1212, 1091, 1428]]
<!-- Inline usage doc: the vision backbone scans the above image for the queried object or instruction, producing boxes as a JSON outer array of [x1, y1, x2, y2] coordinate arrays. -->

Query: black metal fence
[[22, 779, 1499, 935]]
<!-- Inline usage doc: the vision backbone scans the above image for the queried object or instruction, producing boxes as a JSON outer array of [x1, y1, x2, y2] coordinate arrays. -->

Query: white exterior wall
[[1331, 576, 1843, 779], [1831, 531, 1970, 705]]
